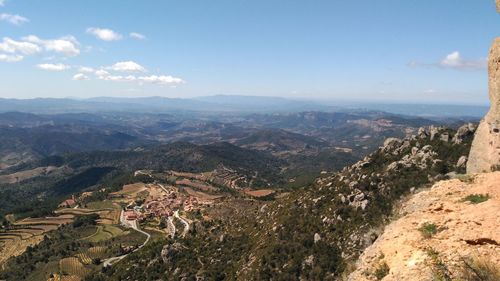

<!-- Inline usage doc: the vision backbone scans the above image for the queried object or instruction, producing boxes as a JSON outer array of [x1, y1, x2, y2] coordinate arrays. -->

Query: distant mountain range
[[0, 95, 488, 118]]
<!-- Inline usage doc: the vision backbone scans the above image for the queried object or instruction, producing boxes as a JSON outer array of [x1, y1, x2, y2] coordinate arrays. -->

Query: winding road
[[174, 210, 190, 237], [102, 210, 151, 267]]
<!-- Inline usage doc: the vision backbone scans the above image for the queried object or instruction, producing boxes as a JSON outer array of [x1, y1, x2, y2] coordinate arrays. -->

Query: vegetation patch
[[419, 222, 439, 239], [458, 256, 500, 281], [462, 194, 490, 204], [373, 261, 390, 280], [425, 248, 453, 281], [456, 174, 476, 184]]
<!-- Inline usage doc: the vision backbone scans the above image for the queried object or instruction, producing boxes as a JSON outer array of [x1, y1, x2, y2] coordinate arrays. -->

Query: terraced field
[[111, 183, 147, 199], [85, 225, 124, 243], [59, 257, 90, 278], [243, 189, 275, 197], [0, 215, 76, 265], [14, 215, 74, 226], [76, 246, 106, 265], [48, 273, 81, 281], [56, 207, 121, 225], [183, 187, 224, 200], [1, 216, 73, 244]]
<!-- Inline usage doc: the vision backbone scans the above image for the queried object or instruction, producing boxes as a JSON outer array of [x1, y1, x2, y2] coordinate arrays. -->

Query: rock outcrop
[[467, 1, 500, 173], [348, 172, 500, 281]]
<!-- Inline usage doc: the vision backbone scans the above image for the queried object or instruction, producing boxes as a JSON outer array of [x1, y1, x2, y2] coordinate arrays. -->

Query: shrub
[[425, 248, 452, 281], [462, 194, 490, 204], [373, 262, 390, 280], [459, 256, 500, 281], [419, 222, 438, 239], [73, 214, 99, 228]]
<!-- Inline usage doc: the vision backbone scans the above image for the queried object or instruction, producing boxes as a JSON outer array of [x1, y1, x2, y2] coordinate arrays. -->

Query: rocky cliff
[[348, 172, 500, 281], [467, 1, 500, 173]]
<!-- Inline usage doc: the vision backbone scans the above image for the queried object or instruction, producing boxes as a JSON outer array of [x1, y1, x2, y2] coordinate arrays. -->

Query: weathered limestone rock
[[456, 156, 468, 168], [468, 0, 500, 173], [467, 35, 500, 172]]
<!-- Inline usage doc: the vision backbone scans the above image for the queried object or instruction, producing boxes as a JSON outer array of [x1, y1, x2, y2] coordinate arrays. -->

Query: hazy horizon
[[0, 0, 498, 105]]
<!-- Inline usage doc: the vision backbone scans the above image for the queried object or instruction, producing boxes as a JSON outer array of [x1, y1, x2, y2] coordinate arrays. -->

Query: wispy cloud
[[36, 63, 71, 71], [0, 13, 29, 25], [73, 73, 89, 80], [0, 0, 5, 7], [86, 27, 122, 41], [409, 51, 486, 71], [78, 66, 95, 73], [130, 32, 146, 40], [0, 53, 23, 62]]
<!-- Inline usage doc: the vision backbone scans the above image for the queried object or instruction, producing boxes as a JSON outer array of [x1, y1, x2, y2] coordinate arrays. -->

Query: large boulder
[[467, 1, 500, 173], [467, 37, 500, 173]]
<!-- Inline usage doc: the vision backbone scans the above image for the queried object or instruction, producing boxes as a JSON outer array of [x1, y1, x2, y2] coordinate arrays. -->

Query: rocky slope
[[96, 124, 473, 281], [348, 172, 500, 281]]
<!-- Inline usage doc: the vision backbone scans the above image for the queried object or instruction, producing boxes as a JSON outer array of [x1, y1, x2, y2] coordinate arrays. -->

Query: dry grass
[[458, 256, 500, 281]]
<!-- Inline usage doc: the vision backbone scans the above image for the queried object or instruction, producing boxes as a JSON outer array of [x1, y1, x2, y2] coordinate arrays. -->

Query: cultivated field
[[76, 246, 106, 265], [112, 183, 148, 198], [244, 189, 275, 197], [176, 179, 219, 192], [184, 187, 224, 200], [85, 225, 124, 243], [59, 257, 90, 278]]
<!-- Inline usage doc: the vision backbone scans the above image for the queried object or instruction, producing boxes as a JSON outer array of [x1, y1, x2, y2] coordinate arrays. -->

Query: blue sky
[[0, 0, 498, 104]]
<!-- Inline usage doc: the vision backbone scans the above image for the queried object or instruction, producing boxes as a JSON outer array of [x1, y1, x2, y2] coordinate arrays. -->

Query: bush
[[73, 214, 99, 228], [374, 262, 390, 280], [419, 222, 438, 239], [462, 194, 490, 204], [459, 256, 500, 281]]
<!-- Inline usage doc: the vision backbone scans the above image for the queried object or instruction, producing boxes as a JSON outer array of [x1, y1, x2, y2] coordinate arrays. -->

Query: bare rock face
[[347, 172, 500, 281], [467, 3, 500, 173]]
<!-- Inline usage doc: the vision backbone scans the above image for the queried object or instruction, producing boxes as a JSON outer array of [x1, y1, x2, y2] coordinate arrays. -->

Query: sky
[[0, 0, 498, 105]]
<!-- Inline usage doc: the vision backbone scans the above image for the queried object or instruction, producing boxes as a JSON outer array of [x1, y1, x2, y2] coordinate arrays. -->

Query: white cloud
[[439, 51, 486, 70], [423, 89, 436, 94], [130, 32, 146, 40], [73, 73, 89, 80], [78, 66, 95, 73], [0, 37, 41, 55], [109, 61, 146, 72], [72, 63, 185, 87], [0, 0, 5, 7], [100, 75, 137, 82], [36, 63, 70, 71], [409, 51, 486, 71], [95, 69, 110, 77], [0, 13, 29, 25], [0, 53, 23, 62], [138, 75, 185, 85], [23, 35, 80, 57], [86, 27, 122, 41]]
